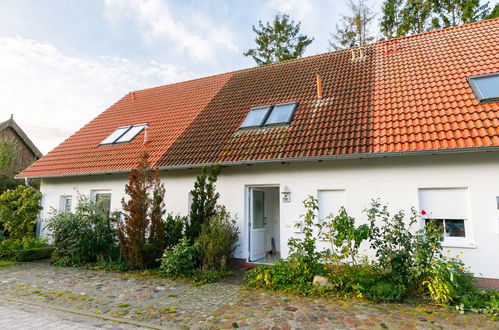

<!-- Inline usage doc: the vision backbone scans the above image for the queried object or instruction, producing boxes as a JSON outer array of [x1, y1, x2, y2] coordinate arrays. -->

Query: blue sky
[[0, 0, 495, 153]]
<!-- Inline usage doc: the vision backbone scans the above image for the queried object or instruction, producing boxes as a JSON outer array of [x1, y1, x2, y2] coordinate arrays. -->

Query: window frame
[[467, 72, 499, 104], [239, 105, 273, 129], [100, 123, 148, 146], [418, 187, 474, 248], [264, 102, 299, 127], [91, 190, 112, 216], [59, 195, 72, 214]]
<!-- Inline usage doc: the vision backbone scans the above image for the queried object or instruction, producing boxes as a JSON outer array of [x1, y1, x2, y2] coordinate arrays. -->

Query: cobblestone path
[[0, 261, 497, 329]]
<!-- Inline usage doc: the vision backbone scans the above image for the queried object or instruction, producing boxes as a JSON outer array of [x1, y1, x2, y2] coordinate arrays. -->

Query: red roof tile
[[18, 19, 499, 178]]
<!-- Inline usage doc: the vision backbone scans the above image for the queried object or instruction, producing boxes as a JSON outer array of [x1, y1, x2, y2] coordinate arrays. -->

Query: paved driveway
[[0, 261, 497, 329]]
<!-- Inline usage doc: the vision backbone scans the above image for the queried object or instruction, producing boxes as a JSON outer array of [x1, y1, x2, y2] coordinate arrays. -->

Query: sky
[[0, 0, 494, 153]]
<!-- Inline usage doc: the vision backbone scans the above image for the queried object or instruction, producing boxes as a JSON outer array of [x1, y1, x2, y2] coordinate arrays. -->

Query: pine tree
[[148, 168, 165, 266], [430, 0, 490, 28], [329, 0, 375, 50], [187, 165, 221, 242], [118, 153, 152, 270], [244, 13, 313, 66], [380, 0, 404, 39]]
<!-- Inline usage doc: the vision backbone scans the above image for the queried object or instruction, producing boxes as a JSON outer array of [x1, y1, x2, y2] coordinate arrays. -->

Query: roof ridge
[[130, 18, 498, 95]]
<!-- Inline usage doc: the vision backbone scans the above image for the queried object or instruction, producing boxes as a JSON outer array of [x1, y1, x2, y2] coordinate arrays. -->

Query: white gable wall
[[39, 151, 499, 278]]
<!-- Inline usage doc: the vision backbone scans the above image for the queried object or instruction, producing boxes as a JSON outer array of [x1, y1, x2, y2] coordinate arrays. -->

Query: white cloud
[[266, 0, 315, 21], [0, 35, 194, 153], [104, 0, 239, 61]]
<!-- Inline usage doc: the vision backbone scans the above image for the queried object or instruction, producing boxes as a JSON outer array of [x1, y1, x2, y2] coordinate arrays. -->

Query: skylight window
[[240, 106, 273, 128], [115, 124, 146, 143], [468, 73, 499, 104], [100, 124, 147, 146], [265, 102, 298, 126]]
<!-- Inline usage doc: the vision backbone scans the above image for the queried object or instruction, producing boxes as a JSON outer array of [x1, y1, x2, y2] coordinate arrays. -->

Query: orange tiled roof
[[18, 19, 499, 178]]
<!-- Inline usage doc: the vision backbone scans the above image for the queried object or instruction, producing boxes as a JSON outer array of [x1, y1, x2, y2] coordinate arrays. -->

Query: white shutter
[[418, 188, 468, 219], [318, 190, 346, 220]]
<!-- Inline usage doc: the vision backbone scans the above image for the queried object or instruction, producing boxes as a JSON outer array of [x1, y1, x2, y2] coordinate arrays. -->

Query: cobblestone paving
[[0, 299, 138, 329], [0, 261, 498, 329]]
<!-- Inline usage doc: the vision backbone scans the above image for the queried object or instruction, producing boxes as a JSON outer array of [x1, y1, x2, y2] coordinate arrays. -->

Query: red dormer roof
[[18, 19, 499, 178]]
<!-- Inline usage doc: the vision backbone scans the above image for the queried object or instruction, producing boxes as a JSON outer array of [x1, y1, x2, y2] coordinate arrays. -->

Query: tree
[[0, 138, 18, 173], [430, 0, 490, 28], [380, 0, 404, 39], [244, 13, 313, 65], [0, 185, 42, 240], [485, 3, 499, 19], [186, 165, 221, 242], [148, 168, 166, 264], [330, 0, 375, 50], [399, 0, 433, 35], [117, 153, 166, 269]]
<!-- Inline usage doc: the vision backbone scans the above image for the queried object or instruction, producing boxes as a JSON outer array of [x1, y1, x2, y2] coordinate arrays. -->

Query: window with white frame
[[91, 190, 111, 216], [418, 188, 470, 245], [59, 195, 72, 213], [317, 190, 346, 223]]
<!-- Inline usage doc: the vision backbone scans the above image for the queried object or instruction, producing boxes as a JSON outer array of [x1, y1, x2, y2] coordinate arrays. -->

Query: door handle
[[264, 217, 267, 226]]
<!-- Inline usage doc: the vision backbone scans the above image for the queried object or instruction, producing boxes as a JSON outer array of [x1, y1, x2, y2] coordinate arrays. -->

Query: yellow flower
[[460, 266, 465, 270], [456, 255, 460, 258], [459, 251, 464, 254], [446, 250, 451, 253]]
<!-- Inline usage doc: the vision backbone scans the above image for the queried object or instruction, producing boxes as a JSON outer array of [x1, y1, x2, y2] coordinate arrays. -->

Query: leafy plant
[[164, 214, 186, 250], [46, 194, 119, 267], [365, 280, 408, 303], [148, 169, 165, 266], [0, 237, 47, 259], [186, 165, 220, 242], [0, 185, 42, 240], [244, 13, 313, 65], [159, 237, 197, 277], [196, 206, 239, 271], [0, 137, 18, 173], [318, 207, 370, 265]]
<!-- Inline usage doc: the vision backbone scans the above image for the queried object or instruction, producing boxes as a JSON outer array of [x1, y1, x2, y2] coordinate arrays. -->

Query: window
[[468, 72, 499, 104], [59, 195, 72, 213], [419, 188, 471, 246], [265, 102, 298, 126], [239, 102, 299, 129], [318, 190, 346, 222], [100, 124, 147, 145], [240, 106, 272, 128], [92, 191, 111, 216]]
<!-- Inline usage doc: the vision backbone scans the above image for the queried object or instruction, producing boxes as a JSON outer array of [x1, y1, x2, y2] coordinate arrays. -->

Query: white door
[[250, 188, 266, 261]]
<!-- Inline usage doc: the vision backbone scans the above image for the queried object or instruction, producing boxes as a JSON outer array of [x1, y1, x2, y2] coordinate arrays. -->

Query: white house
[[18, 19, 499, 280]]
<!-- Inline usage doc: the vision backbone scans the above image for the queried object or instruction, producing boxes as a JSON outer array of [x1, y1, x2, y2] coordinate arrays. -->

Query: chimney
[[143, 126, 150, 145], [316, 74, 323, 101], [131, 92, 137, 101]]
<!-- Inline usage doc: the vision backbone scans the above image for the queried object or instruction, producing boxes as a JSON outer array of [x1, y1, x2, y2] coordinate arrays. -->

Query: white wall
[[39, 152, 499, 278]]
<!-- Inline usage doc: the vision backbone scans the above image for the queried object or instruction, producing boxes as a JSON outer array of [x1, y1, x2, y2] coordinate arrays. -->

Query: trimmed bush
[[159, 237, 197, 277], [0, 238, 47, 260], [16, 247, 54, 261]]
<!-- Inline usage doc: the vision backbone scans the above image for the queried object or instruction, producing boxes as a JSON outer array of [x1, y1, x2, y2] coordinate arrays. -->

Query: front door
[[249, 188, 266, 261]]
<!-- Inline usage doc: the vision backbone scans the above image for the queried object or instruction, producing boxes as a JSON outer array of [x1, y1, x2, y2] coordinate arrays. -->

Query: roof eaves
[[17, 145, 499, 179]]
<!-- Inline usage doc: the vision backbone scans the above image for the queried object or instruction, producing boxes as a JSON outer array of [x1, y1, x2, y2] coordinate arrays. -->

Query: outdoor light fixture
[[281, 185, 291, 203]]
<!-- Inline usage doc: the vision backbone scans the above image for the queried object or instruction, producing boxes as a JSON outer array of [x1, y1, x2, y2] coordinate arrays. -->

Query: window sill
[[442, 242, 476, 249]]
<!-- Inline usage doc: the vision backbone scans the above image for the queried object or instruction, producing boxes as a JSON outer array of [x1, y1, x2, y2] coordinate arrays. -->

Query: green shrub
[[196, 207, 239, 271], [365, 280, 407, 302], [187, 165, 221, 242], [46, 195, 119, 267], [327, 263, 383, 296], [0, 237, 47, 259], [16, 247, 54, 261], [0, 185, 42, 240], [457, 290, 499, 317], [164, 214, 186, 249], [246, 254, 325, 294], [159, 237, 197, 277]]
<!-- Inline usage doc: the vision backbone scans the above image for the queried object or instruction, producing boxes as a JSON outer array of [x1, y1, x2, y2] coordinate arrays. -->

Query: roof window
[[265, 102, 298, 126], [468, 73, 499, 104], [240, 102, 298, 129], [100, 123, 147, 146], [240, 106, 273, 128]]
